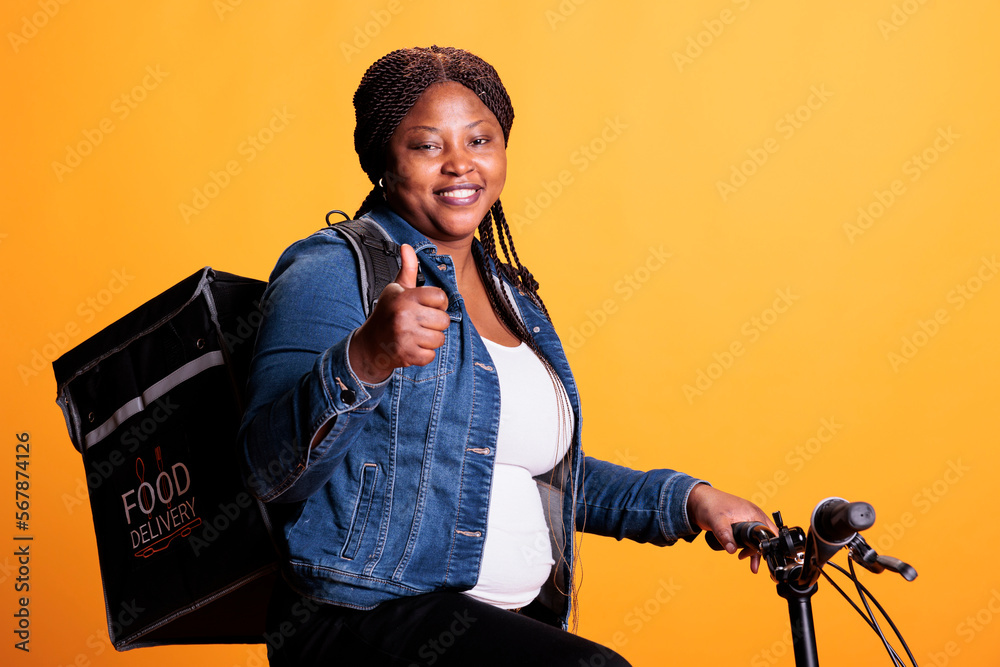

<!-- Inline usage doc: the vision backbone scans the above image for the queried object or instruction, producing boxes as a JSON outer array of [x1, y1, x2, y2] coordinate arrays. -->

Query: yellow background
[[2, 1, 998, 665]]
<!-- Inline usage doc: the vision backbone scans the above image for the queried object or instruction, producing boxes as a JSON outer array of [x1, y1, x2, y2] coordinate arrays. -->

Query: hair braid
[[491, 201, 548, 317], [474, 209, 549, 361]]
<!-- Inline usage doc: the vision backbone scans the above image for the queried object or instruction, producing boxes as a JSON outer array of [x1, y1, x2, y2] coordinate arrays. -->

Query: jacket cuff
[[348, 329, 392, 391], [660, 476, 711, 542], [308, 333, 389, 454]]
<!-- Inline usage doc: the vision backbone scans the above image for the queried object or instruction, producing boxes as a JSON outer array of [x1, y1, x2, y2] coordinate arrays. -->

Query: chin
[[433, 205, 491, 234]]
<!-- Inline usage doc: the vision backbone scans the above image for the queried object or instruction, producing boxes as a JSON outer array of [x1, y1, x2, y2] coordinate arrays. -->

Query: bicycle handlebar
[[703, 500, 914, 588], [705, 521, 772, 552], [702, 500, 918, 667]]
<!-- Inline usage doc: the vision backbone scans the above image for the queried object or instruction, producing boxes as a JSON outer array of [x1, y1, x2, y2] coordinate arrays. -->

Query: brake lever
[[848, 535, 918, 581]]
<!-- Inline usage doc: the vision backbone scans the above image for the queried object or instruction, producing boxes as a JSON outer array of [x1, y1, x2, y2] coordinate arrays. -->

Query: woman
[[239, 45, 776, 666]]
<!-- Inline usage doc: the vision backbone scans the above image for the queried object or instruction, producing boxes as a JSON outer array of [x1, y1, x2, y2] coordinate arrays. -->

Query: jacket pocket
[[399, 326, 455, 383], [340, 463, 378, 560]]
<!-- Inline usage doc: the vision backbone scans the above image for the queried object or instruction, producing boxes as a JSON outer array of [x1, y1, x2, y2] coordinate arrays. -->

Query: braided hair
[[352, 46, 551, 344]]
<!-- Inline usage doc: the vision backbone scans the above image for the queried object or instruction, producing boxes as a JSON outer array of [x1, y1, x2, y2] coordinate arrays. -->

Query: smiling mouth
[[439, 188, 479, 199], [435, 185, 483, 205]]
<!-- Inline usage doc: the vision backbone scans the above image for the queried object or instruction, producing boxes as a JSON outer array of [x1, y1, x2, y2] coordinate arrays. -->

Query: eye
[[470, 137, 490, 146]]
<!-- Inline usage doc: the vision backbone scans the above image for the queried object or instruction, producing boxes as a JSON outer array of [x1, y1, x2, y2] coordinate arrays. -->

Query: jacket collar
[[361, 203, 529, 304], [360, 204, 439, 255]]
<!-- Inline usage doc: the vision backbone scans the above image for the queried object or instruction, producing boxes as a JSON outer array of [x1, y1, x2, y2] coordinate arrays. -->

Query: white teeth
[[440, 188, 477, 198]]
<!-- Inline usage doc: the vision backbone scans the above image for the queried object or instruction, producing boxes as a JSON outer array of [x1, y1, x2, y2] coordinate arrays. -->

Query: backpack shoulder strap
[[329, 217, 404, 318]]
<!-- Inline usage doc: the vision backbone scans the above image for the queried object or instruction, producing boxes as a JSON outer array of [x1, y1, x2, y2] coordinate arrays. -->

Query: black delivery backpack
[[52, 267, 278, 650], [51, 217, 404, 651]]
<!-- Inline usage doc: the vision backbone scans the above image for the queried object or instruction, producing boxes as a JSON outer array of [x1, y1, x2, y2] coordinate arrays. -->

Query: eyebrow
[[405, 120, 488, 133]]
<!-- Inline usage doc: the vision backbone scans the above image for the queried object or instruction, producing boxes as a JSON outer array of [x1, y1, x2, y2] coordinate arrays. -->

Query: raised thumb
[[394, 243, 419, 289]]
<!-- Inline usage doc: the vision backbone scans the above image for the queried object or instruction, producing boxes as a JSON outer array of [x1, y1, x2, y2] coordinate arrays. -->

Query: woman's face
[[383, 81, 507, 248]]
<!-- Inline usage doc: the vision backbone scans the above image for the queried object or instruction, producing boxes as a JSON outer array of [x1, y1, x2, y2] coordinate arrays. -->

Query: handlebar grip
[[705, 521, 769, 551], [813, 500, 875, 544]]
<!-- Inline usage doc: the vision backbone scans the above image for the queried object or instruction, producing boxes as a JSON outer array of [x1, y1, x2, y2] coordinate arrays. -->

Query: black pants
[[265, 577, 631, 667]]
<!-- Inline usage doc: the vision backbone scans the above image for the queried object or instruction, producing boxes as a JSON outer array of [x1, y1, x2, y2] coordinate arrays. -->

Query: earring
[[379, 178, 386, 200]]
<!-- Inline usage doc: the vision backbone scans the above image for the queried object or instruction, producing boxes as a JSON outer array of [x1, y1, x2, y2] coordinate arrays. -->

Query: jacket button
[[334, 376, 356, 404]]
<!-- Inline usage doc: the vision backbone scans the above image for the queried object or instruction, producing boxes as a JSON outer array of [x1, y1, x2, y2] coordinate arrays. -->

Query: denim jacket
[[238, 205, 703, 627]]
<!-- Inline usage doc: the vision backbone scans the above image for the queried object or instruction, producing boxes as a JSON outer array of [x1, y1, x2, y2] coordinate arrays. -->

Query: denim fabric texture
[[238, 204, 704, 627]]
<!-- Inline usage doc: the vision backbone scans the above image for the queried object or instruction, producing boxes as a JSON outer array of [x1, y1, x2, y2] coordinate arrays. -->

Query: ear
[[382, 169, 401, 191]]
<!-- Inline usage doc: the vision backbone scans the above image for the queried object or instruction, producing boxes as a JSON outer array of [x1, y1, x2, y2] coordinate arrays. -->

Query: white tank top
[[463, 338, 574, 609]]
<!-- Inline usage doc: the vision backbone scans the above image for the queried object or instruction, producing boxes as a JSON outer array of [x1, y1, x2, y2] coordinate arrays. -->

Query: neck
[[436, 239, 481, 291]]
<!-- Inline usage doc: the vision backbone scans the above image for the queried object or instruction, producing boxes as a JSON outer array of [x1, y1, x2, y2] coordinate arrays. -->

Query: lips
[[435, 183, 483, 206]]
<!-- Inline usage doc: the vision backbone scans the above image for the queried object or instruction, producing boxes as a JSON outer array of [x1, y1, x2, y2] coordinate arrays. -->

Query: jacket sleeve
[[238, 231, 388, 503], [575, 456, 707, 546]]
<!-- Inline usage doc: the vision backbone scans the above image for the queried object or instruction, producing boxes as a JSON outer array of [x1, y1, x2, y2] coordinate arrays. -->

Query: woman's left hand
[[686, 484, 779, 574]]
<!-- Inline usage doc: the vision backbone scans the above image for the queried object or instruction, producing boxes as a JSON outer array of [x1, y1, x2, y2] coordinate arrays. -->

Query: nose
[[441, 143, 474, 176]]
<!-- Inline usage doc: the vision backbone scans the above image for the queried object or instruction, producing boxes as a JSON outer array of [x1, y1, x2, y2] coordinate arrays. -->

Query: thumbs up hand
[[392, 241, 422, 290], [349, 244, 451, 383]]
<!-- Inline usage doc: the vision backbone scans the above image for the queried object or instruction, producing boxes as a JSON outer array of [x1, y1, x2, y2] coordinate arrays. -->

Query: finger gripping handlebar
[[705, 521, 772, 551]]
